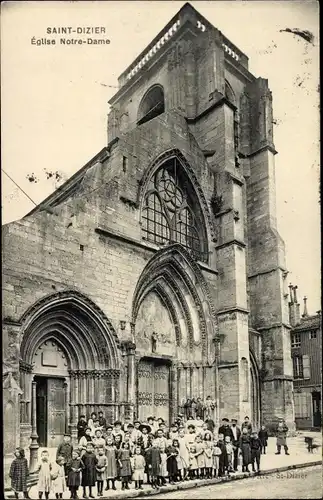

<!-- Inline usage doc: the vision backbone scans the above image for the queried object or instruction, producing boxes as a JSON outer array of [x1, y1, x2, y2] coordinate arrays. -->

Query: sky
[[1, 0, 320, 313]]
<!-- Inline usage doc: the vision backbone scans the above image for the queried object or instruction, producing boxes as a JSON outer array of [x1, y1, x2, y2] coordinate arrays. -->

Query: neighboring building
[[289, 287, 322, 430], [3, 3, 295, 476]]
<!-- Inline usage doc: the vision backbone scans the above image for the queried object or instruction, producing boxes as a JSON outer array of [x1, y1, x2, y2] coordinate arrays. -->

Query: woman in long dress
[[239, 428, 251, 472]]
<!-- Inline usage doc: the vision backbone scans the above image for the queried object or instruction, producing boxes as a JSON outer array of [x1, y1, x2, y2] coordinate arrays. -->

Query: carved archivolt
[[132, 244, 218, 360], [19, 290, 121, 370]]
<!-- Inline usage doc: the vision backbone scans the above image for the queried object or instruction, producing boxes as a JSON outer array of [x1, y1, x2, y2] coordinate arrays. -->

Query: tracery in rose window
[[141, 157, 208, 262]]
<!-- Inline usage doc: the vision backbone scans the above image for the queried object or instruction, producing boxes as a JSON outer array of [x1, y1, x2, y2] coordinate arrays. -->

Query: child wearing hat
[[66, 449, 84, 500], [56, 434, 73, 477]]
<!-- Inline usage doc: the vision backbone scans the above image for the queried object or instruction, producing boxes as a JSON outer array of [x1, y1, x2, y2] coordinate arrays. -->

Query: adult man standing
[[218, 418, 234, 439], [230, 418, 241, 471], [275, 418, 290, 455]]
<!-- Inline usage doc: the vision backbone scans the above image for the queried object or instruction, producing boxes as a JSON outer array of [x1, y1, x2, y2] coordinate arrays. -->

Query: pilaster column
[[64, 381, 70, 434], [126, 342, 136, 420], [29, 380, 39, 472], [170, 363, 178, 423]]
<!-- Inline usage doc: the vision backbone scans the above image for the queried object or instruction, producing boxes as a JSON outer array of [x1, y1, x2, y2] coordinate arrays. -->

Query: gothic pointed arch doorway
[[132, 243, 218, 424], [19, 291, 121, 449]]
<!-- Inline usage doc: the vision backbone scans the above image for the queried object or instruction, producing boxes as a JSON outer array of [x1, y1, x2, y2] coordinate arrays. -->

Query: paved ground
[[152, 465, 322, 499], [9, 433, 322, 499]]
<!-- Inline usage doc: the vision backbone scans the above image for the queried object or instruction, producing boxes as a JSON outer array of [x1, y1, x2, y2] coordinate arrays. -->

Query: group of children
[[10, 413, 271, 499]]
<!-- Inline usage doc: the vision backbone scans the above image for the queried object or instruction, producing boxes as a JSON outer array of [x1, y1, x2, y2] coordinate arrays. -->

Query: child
[[66, 450, 84, 500], [195, 435, 205, 479], [50, 456, 66, 499], [168, 423, 179, 442], [250, 431, 262, 473], [93, 429, 106, 453], [36, 450, 51, 499], [203, 433, 213, 479], [212, 443, 222, 478], [9, 448, 30, 500], [166, 440, 179, 484], [178, 429, 189, 480], [239, 427, 251, 473], [259, 425, 268, 455], [78, 428, 93, 458], [215, 434, 228, 477], [114, 434, 123, 451], [82, 442, 97, 498], [225, 436, 234, 474], [105, 437, 117, 491], [132, 446, 146, 490], [188, 444, 198, 479], [96, 448, 107, 497], [118, 441, 132, 490], [146, 440, 161, 489], [56, 434, 73, 477]]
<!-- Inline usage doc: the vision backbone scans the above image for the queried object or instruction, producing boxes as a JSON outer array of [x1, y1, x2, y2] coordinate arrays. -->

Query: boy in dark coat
[[146, 441, 162, 489], [258, 425, 268, 454], [67, 450, 84, 499], [250, 431, 262, 472], [82, 442, 97, 498], [9, 448, 30, 499], [215, 434, 228, 477], [56, 434, 73, 477]]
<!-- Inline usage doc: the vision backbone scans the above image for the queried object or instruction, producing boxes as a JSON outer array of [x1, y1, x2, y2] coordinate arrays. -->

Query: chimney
[[302, 296, 308, 318], [293, 286, 300, 324], [288, 283, 296, 326]]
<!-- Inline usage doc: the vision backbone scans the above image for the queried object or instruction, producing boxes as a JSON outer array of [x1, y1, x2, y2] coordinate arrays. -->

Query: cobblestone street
[[152, 465, 322, 499]]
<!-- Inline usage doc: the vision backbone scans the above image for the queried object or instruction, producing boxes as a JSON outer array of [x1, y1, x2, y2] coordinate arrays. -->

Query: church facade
[[3, 3, 295, 471]]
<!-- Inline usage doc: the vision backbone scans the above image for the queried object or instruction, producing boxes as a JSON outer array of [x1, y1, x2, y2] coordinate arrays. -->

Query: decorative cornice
[[68, 369, 120, 379], [186, 95, 236, 123]]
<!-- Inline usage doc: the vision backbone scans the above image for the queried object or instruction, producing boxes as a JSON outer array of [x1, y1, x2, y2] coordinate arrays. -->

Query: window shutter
[[302, 355, 311, 379]]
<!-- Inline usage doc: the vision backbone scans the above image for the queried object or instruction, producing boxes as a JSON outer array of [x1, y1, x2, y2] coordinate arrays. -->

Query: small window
[[137, 85, 165, 126], [293, 355, 303, 379], [291, 333, 301, 348], [310, 331, 317, 339], [122, 156, 128, 173]]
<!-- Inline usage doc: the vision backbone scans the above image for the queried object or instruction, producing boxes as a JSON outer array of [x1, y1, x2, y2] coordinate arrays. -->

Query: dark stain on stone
[[279, 28, 315, 45]]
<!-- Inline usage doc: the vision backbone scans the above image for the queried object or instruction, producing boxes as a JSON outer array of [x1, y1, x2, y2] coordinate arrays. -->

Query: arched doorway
[[132, 243, 219, 423], [250, 351, 261, 429], [19, 291, 120, 447]]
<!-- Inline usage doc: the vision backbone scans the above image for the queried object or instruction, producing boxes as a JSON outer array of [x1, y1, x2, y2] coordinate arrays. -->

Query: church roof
[[26, 147, 109, 217], [293, 314, 321, 332]]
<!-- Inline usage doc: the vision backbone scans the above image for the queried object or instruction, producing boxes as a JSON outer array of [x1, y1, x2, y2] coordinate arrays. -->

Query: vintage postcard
[[1, 1, 321, 499]]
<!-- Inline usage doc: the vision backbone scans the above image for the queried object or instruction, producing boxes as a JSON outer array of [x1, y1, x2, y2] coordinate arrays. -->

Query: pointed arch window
[[141, 157, 208, 262]]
